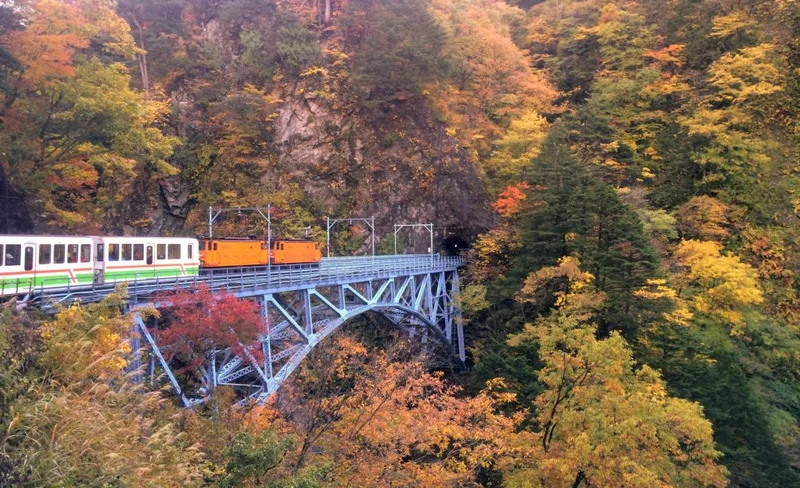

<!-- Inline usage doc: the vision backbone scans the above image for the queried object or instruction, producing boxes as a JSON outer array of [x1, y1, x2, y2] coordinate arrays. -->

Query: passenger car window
[[39, 244, 51, 265], [157, 244, 166, 260], [81, 244, 91, 262], [133, 244, 144, 261], [96, 243, 104, 262], [5, 244, 20, 266], [67, 244, 79, 264], [188, 244, 193, 259], [122, 244, 132, 261], [108, 244, 119, 261], [168, 244, 180, 259], [0, 245, 3, 266], [54, 244, 65, 264]]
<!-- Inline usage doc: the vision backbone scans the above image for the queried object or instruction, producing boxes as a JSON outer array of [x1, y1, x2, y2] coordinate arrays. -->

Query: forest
[[1, 0, 800, 486]]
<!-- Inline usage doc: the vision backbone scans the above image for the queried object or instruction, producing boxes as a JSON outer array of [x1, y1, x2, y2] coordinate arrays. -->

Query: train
[[0, 235, 322, 297]]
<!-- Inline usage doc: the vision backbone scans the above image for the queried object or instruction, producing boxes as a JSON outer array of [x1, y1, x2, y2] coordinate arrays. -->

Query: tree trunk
[[324, 0, 331, 24], [132, 14, 150, 93]]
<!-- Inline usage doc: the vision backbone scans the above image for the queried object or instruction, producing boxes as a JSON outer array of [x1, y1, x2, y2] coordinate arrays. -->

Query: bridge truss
[[71, 255, 470, 407]]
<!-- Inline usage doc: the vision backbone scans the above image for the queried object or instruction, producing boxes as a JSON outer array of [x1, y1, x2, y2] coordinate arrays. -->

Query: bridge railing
[[31, 254, 465, 309]]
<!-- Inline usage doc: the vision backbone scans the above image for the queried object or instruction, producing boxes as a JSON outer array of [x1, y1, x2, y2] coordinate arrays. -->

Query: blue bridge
[[34, 254, 466, 406]]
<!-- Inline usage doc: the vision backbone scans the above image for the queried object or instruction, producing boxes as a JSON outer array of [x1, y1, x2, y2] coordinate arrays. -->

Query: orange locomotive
[[199, 238, 321, 268]]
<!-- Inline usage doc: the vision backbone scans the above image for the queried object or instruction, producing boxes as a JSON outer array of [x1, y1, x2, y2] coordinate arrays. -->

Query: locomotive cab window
[[213, 242, 218, 251], [54, 244, 65, 264], [39, 244, 51, 265], [5, 245, 20, 266], [168, 244, 180, 259], [157, 244, 166, 260], [199, 240, 206, 251], [67, 244, 79, 264]]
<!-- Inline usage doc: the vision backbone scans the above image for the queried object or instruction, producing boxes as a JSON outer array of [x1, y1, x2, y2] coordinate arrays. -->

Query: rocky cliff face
[[271, 91, 489, 238], [148, 80, 490, 250]]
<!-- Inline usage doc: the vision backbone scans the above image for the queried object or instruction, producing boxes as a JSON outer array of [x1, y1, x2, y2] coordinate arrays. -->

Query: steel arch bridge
[[37, 255, 465, 407]]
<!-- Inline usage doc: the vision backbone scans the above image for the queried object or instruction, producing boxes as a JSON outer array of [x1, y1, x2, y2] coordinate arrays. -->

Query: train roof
[[199, 236, 317, 243]]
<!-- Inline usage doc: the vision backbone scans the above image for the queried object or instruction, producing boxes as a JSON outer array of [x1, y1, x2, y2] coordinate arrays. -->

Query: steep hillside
[[1, 0, 555, 251]]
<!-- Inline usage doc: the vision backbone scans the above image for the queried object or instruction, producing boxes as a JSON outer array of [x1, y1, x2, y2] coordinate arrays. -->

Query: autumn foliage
[[153, 285, 264, 370], [493, 182, 531, 217]]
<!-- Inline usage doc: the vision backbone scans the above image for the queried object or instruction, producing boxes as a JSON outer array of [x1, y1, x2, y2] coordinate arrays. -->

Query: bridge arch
[[132, 265, 464, 407]]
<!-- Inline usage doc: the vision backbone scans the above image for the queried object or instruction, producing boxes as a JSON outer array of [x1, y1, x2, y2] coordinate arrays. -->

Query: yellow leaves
[[710, 11, 756, 39], [484, 110, 550, 193], [635, 279, 694, 327], [644, 145, 662, 160], [644, 73, 691, 97], [674, 240, 764, 334], [708, 44, 783, 105], [505, 285, 728, 487], [635, 279, 677, 300], [469, 227, 522, 283], [516, 257, 601, 320], [458, 283, 490, 316], [600, 140, 620, 153], [299, 65, 327, 78], [41, 289, 134, 381]]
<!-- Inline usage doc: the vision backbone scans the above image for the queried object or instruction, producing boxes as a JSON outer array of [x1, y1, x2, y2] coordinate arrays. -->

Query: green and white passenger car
[[0, 235, 200, 296]]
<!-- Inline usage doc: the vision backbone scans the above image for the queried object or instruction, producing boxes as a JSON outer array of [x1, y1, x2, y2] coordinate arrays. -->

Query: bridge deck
[[31, 254, 465, 308]]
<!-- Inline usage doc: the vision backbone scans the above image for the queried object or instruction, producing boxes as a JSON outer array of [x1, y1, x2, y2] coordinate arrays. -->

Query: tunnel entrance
[[440, 235, 469, 256]]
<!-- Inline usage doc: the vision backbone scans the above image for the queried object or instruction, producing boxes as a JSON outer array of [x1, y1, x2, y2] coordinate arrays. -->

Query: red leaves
[[493, 182, 532, 217], [152, 285, 265, 371]]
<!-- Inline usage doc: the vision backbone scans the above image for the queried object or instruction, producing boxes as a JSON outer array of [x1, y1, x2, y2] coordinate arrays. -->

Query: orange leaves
[[278, 334, 518, 486], [493, 182, 530, 217], [675, 196, 730, 241], [0, 0, 90, 91], [644, 44, 685, 67], [428, 0, 560, 154], [47, 160, 99, 190]]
